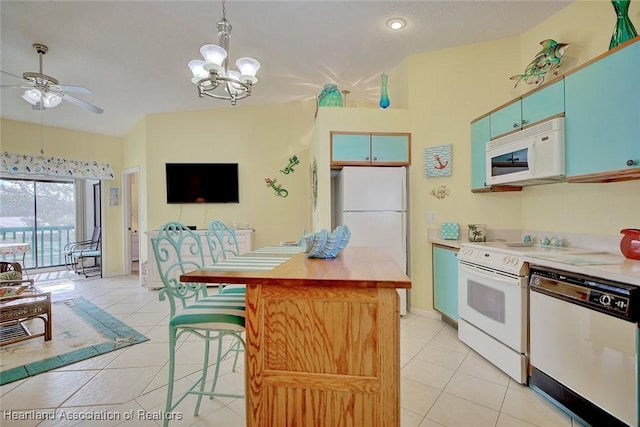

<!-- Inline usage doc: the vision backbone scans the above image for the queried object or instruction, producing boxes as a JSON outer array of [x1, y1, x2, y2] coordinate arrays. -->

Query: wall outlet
[[426, 211, 437, 223]]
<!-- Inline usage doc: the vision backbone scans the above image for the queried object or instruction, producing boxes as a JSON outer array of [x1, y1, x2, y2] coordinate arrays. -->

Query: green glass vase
[[379, 73, 390, 109], [609, 0, 637, 50]]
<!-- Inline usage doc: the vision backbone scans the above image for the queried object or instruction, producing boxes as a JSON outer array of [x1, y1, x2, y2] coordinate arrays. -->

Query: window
[[0, 178, 76, 269]]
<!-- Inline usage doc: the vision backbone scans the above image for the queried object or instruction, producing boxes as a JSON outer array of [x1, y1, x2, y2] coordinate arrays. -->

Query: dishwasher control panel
[[588, 290, 629, 316], [529, 267, 638, 322]]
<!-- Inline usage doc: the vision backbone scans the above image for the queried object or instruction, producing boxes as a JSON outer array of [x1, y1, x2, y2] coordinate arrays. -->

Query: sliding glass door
[[0, 178, 75, 269]]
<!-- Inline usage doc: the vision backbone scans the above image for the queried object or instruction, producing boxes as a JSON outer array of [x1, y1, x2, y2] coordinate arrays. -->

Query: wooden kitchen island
[[181, 247, 411, 427]]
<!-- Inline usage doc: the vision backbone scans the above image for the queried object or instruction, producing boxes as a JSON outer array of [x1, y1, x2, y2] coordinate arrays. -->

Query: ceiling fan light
[[23, 88, 43, 104], [236, 57, 260, 81], [43, 92, 63, 108]]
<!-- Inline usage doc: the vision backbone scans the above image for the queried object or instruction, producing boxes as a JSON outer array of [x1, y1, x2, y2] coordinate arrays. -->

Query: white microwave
[[486, 117, 566, 186]]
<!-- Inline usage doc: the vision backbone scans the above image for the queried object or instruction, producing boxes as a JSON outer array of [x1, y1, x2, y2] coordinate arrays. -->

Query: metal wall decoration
[[280, 155, 300, 174], [509, 39, 569, 87], [424, 144, 452, 177], [265, 177, 288, 197]]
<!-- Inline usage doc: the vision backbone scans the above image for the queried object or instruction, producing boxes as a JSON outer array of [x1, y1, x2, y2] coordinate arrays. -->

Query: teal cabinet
[[371, 135, 410, 163], [331, 132, 411, 167], [521, 78, 564, 127], [433, 245, 459, 322], [470, 116, 490, 191], [331, 134, 371, 163], [490, 100, 521, 139], [565, 40, 640, 178], [490, 79, 565, 139]]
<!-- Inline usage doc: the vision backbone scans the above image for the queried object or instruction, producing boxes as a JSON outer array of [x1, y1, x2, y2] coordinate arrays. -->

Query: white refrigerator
[[335, 166, 408, 315]]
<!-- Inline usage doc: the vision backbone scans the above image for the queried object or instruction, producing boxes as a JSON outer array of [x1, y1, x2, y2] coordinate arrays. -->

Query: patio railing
[[0, 225, 75, 269]]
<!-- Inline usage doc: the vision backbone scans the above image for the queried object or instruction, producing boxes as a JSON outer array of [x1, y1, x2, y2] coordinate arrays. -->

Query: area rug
[[0, 297, 149, 385]]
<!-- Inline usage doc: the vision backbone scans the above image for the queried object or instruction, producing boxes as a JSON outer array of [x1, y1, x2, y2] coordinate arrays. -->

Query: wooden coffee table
[[0, 287, 52, 346]]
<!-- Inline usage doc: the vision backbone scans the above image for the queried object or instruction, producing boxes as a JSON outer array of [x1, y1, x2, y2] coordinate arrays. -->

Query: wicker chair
[[0, 261, 34, 289]]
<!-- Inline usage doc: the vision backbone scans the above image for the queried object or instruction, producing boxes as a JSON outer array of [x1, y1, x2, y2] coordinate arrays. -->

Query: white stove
[[457, 242, 531, 383]]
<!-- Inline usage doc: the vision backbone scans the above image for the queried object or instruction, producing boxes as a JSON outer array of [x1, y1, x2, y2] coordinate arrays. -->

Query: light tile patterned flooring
[[0, 272, 581, 427]]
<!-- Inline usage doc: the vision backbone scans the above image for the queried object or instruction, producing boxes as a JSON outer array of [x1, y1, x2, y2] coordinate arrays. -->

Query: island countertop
[[181, 246, 411, 289], [180, 245, 410, 427]]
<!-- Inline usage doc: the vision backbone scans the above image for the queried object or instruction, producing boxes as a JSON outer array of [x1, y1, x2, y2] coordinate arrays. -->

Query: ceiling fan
[[0, 43, 103, 114]]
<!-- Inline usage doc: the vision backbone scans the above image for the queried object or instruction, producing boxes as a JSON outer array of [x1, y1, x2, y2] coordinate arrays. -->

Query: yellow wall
[[0, 118, 124, 276], [405, 37, 524, 311], [140, 99, 316, 256]]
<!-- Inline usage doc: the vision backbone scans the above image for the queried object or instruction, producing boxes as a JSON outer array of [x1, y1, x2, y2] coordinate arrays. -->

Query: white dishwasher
[[529, 266, 639, 427]]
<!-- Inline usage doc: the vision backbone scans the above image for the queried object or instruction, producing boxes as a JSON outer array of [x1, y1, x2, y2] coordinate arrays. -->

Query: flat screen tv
[[165, 163, 239, 204]]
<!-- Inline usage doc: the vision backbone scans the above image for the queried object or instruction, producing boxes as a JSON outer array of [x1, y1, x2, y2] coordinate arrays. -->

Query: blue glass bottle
[[379, 73, 390, 109]]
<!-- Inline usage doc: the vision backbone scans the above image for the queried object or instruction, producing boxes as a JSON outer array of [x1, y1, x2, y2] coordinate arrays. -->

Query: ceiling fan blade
[[61, 93, 104, 114], [0, 85, 31, 89], [52, 84, 93, 95], [0, 69, 31, 82]]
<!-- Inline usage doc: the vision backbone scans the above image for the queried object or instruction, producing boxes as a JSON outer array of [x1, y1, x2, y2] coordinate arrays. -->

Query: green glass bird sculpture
[[510, 39, 570, 88]]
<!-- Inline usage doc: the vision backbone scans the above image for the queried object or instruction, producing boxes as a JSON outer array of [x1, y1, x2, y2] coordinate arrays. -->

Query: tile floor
[[0, 272, 581, 427]]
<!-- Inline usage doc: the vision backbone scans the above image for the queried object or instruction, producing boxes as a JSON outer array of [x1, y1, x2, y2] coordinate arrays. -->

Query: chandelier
[[188, 0, 260, 105]]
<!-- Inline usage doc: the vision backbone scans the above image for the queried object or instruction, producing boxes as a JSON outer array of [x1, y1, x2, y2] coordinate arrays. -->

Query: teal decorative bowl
[[304, 225, 351, 258]]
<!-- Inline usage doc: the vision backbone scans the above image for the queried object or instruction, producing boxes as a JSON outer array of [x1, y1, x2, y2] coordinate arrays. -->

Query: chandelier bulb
[[200, 44, 227, 67], [188, 60, 209, 81]]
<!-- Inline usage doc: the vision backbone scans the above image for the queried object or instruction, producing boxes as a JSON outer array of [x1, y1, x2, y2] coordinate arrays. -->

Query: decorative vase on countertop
[[609, 0, 637, 50], [379, 73, 390, 109], [620, 228, 640, 260]]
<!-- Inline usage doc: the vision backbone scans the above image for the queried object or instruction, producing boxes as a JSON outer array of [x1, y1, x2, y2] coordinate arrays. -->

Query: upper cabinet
[[565, 38, 640, 182], [470, 115, 490, 191], [331, 132, 411, 168], [490, 78, 565, 139], [471, 36, 640, 187]]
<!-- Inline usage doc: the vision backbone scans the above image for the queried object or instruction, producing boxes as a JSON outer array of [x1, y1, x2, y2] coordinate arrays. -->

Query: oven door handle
[[459, 263, 521, 287]]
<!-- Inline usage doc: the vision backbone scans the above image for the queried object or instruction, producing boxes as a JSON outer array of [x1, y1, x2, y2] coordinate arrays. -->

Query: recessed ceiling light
[[386, 17, 407, 30]]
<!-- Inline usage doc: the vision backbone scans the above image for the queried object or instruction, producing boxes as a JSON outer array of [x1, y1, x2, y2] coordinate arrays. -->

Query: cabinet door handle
[[627, 159, 637, 166], [513, 123, 519, 128], [365, 157, 370, 160], [521, 119, 527, 125], [373, 157, 378, 161]]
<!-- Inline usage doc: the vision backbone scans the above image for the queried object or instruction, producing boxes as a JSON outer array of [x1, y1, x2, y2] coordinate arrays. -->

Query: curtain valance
[[1, 151, 115, 181]]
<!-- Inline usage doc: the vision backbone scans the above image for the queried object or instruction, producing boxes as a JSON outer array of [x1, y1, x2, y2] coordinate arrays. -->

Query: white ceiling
[[0, 1, 573, 137]]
